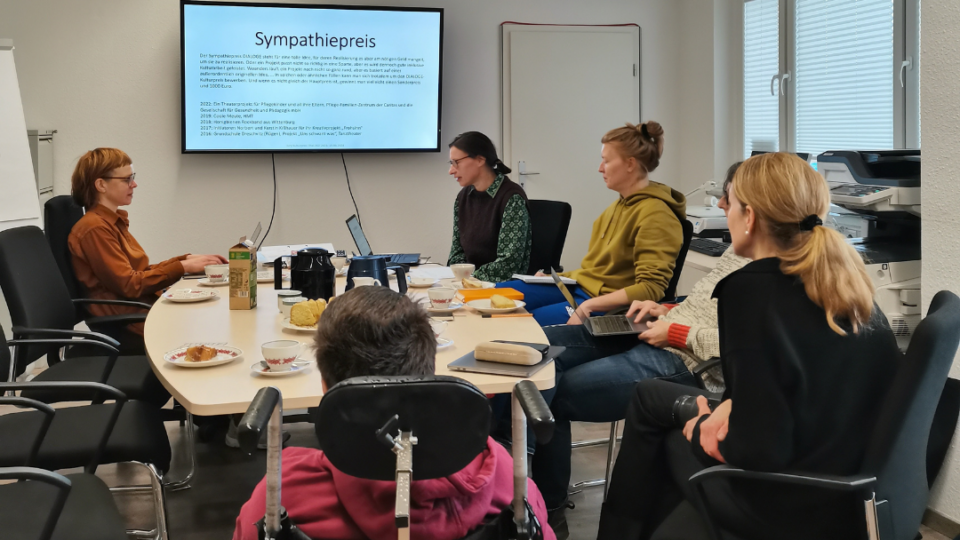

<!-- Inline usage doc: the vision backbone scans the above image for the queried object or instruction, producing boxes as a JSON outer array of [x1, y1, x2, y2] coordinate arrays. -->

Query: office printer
[[818, 149, 921, 349]]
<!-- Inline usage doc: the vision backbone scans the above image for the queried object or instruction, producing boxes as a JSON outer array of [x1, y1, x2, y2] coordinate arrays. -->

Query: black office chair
[[0, 326, 173, 540], [661, 218, 694, 303], [239, 377, 555, 540], [44, 196, 149, 355], [527, 200, 572, 274], [0, 226, 168, 408], [0, 467, 128, 540], [690, 290, 960, 540]]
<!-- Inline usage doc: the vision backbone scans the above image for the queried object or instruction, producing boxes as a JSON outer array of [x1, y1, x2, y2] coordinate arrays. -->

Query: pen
[[482, 313, 534, 318]]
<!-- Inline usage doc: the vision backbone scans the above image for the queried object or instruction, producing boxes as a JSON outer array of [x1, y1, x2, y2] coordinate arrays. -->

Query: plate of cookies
[[466, 295, 526, 314], [164, 344, 243, 368]]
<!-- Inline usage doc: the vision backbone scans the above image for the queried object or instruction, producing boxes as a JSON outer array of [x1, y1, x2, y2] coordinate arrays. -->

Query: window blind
[[743, 0, 780, 157], [794, 0, 894, 157]]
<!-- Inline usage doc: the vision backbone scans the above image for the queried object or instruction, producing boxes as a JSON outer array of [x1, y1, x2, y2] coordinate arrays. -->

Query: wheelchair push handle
[[239, 387, 281, 455], [514, 380, 554, 444]]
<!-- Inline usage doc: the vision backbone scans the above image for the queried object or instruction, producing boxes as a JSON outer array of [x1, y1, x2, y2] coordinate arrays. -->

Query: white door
[[502, 25, 640, 270]]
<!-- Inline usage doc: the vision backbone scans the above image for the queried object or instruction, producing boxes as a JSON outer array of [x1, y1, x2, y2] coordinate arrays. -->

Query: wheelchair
[[238, 375, 555, 540]]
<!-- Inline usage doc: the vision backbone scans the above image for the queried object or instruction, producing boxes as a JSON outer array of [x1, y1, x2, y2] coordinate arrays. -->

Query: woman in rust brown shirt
[[68, 148, 225, 335]]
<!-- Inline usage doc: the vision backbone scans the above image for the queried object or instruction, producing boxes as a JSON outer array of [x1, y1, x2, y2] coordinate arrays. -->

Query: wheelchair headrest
[[314, 375, 491, 482]]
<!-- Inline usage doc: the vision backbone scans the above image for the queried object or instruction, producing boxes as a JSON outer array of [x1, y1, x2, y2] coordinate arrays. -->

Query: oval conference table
[[144, 271, 556, 416]]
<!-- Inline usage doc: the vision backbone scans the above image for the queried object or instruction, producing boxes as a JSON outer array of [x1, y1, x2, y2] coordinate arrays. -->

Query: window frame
[[744, 0, 920, 157]]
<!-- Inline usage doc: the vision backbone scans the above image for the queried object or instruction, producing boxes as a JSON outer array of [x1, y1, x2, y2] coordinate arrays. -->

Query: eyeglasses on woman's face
[[448, 156, 473, 168], [102, 172, 137, 185]]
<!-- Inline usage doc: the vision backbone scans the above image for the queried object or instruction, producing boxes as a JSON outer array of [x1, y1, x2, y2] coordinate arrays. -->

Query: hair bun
[[642, 121, 664, 140]]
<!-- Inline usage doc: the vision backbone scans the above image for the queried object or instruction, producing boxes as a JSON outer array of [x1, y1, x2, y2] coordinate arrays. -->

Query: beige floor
[[0, 410, 944, 540]]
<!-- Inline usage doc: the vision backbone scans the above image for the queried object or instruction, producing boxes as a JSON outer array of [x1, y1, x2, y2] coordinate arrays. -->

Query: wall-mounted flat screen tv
[[181, 1, 443, 153]]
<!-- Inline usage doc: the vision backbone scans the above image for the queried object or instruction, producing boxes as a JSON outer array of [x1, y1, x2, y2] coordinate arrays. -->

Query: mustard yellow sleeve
[[622, 204, 683, 302]]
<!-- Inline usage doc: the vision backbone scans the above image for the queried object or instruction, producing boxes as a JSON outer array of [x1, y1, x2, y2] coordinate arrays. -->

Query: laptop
[[346, 215, 421, 265], [550, 269, 653, 336]]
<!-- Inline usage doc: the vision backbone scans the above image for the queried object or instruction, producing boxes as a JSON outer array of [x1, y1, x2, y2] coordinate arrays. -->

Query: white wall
[[921, 0, 960, 523], [0, 0, 684, 268]]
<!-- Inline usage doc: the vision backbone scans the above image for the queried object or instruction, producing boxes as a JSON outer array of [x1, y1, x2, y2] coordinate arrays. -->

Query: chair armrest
[[0, 467, 71, 540], [239, 386, 281, 455], [689, 464, 877, 492], [692, 357, 722, 382], [85, 313, 148, 327], [0, 381, 127, 474], [0, 381, 127, 401], [0, 397, 56, 466], [12, 326, 120, 348], [73, 298, 152, 310], [8, 337, 121, 385]]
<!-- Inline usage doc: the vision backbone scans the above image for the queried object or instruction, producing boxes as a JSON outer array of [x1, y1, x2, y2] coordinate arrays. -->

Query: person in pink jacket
[[234, 286, 555, 540]]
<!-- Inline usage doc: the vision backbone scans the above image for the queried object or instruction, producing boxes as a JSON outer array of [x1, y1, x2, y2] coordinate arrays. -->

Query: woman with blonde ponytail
[[597, 153, 901, 540]]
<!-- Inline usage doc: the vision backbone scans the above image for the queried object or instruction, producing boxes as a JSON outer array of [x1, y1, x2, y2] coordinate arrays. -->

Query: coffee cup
[[429, 319, 448, 337], [261, 340, 301, 372], [352, 277, 381, 287], [277, 289, 302, 312], [451, 264, 475, 280], [427, 287, 457, 309], [281, 296, 305, 319], [331, 256, 347, 272], [204, 263, 229, 283]]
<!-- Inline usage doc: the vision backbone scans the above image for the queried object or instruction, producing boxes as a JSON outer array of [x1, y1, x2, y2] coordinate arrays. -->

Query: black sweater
[[711, 258, 900, 474]]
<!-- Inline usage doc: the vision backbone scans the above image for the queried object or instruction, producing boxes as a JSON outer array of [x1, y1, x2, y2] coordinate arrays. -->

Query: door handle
[[770, 72, 790, 96], [780, 72, 790, 96], [518, 160, 540, 176]]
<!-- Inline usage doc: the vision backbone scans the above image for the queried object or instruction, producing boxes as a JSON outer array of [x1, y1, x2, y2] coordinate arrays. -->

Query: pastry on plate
[[291, 298, 327, 327], [185, 345, 218, 362], [461, 277, 483, 289], [489, 294, 516, 309]]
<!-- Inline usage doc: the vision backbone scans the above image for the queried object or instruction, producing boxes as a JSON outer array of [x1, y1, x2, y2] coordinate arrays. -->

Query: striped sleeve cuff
[[667, 323, 691, 350]]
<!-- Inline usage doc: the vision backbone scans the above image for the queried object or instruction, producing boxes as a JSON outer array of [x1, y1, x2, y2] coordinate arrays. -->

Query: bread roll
[[475, 342, 542, 365], [186, 345, 218, 362]]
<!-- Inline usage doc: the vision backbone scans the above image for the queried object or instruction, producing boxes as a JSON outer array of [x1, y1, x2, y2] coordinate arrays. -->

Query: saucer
[[162, 289, 218, 303], [251, 361, 310, 377], [198, 278, 229, 287], [165, 345, 242, 368], [408, 278, 438, 288], [437, 337, 454, 350], [426, 302, 464, 313]]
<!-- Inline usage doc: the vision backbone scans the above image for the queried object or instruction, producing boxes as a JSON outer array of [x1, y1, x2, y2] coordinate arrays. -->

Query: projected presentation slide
[[182, 3, 442, 152]]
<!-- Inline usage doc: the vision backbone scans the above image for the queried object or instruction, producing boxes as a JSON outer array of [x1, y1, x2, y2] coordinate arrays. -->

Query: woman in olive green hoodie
[[497, 121, 686, 326]]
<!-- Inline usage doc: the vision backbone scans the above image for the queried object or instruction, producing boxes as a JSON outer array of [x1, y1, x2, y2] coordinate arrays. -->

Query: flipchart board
[[0, 40, 41, 232]]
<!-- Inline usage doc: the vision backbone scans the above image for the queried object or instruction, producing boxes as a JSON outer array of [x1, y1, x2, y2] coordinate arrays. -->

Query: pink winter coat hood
[[234, 438, 556, 540]]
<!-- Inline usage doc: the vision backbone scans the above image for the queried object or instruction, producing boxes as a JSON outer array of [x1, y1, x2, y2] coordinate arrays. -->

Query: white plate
[[281, 317, 318, 332], [197, 278, 229, 287], [162, 289, 218, 303], [408, 278, 438, 288], [451, 280, 495, 290], [164, 345, 242, 368], [426, 302, 464, 313], [251, 361, 311, 377], [437, 337, 454, 350], [466, 299, 527, 314]]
